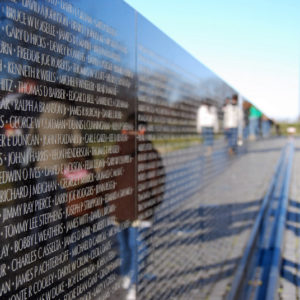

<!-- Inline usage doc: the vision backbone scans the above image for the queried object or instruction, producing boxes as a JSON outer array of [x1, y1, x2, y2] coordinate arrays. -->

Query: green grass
[[277, 122, 300, 136], [153, 136, 202, 153]]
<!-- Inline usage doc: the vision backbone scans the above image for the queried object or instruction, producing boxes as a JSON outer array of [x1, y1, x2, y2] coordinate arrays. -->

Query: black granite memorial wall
[[0, 1, 238, 299]]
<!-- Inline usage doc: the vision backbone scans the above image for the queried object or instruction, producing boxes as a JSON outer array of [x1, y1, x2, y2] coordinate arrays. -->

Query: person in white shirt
[[197, 100, 219, 155], [223, 94, 243, 154]]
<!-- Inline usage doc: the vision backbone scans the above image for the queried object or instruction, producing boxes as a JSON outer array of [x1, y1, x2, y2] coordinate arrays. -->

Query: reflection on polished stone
[[0, 0, 239, 299]]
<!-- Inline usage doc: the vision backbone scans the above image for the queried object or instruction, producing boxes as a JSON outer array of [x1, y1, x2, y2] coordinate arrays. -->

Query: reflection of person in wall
[[261, 115, 271, 138], [0, 79, 110, 297], [197, 99, 219, 156], [113, 122, 138, 300], [243, 101, 252, 140], [222, 97, 231, 143], [0, 81, 41, 296], [248, 105, 262, 140], [0, 80, 83, 297], [112, 114, 164, 300], [223, 94, 243, 155]]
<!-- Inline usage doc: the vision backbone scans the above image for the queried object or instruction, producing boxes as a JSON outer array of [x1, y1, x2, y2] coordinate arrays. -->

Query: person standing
[[197, 100, 219, 155], [223, 94, 243, 155], [261, 115, 271, 138], [248, 105, 262, 140], [243, 101, 252, 140], [115, 116, 165, 300]]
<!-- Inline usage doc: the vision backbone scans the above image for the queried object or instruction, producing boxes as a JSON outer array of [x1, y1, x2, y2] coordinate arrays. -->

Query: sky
[[125, 0, 299, 121]]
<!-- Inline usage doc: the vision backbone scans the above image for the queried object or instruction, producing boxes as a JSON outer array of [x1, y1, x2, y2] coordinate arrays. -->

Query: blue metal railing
[[227, 141, 294, 300]]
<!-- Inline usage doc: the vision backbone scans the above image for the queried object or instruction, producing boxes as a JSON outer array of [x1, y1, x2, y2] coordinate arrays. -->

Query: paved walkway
[[138, 138, 287, 300], [279, 138, 300, 300]]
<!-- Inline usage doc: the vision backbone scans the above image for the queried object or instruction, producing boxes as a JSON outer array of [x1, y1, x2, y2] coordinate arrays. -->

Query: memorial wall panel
[[0, 1, 238, 299]]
